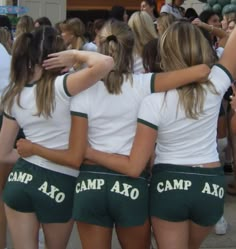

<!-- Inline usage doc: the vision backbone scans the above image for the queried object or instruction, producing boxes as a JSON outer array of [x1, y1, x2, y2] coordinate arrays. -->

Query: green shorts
[[150, 164, 225, 226], [73, 165, 149, 228], [3, 158, 76, 223]]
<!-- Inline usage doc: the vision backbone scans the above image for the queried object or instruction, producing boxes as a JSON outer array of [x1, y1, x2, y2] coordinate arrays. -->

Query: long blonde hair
[[60, 18, 86, 50], [98, 20, 134, 94], [128, 11, 157, 56], [15, 15, 34, 38], [160, 21, 217, 119], [1, 26, 66, 118]]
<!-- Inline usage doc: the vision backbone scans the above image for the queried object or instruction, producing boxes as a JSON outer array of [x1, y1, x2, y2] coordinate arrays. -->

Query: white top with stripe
[[5, 74, 79, 177], [138, 64, 232, 165], [70, 73, 154, 155], [160, 4, 183, 19]]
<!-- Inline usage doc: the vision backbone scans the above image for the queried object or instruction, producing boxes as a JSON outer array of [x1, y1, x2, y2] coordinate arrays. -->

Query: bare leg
[[42, 220, 73, 249], [189, 221, 213, 249], [77, 222, 112, 249], [116, 219, 151, 249], [0, 199, 6, 249], [4, 204, 39, 249], [151, 217, 189, 249]]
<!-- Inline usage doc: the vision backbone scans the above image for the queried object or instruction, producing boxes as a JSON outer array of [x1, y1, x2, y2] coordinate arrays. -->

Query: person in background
[[185, 7, 198, 22], [110, 5, 129, 22], [15, 15, 34, 39], [160, 0, 184, 19], [140, 0, 159, 22], [34, 17, 52, 28], [128, 11, 158, 73], [156, 13, 176, 37]]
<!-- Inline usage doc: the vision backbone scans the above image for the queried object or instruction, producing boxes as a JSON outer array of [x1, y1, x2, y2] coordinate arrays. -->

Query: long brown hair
[[2, 26, 66, 118], [98, 20, 134, 94], [160, 21, 217, 119]]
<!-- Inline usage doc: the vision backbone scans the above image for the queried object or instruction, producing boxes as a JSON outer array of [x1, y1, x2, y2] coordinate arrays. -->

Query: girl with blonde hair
[[128, 11, 158, 73], [60, 18, 97, 52], [78, 20, 236, 249], [0, 25, 113, 249], [17, 20, 210, 249], [15, 15, 34, 39]]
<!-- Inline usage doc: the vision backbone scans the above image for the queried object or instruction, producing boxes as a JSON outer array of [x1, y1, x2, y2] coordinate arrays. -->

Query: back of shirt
[[70, 73, 154, 155], [138, 65, 232, 165]]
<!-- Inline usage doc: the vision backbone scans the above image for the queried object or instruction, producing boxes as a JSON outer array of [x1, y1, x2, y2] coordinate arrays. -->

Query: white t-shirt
[[160, 4, 183, 19], [133, 54, 145, 74], [5, 74, 78, 177], [82, 42, 97, 52], [70, 73, 155, 155], [138, 64, 232, 165], [0, 43, 11, 97]]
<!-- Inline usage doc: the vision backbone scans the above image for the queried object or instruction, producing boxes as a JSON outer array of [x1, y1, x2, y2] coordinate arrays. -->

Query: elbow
[[66, 156, 83, 169], [128, 168, 143, 178], [104, 56, 114, 72]]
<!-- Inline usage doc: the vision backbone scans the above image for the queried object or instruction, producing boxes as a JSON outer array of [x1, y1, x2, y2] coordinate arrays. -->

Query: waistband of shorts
[[80, 164, 149, 179], [152, 163, 224, 176]]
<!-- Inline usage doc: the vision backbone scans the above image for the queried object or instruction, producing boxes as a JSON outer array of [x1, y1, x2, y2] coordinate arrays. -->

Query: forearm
[[231, 113, 236, 134], [74, 50, 114, 73], [31, 144, 83, 169], [201, 23, 227, 39], [154, 64, 210, 92], [86, 148, 140, 177], [0, 149, 19, 165]]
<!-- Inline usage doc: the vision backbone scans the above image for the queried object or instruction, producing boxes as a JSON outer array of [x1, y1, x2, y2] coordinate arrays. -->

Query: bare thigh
[[189, 221, 213, 249], [77, 222, 113, 249], [4, 204, 39, 249], [42, 220, 74, 249], [151, 217, 189, 249], [116, 219, 151, 249]]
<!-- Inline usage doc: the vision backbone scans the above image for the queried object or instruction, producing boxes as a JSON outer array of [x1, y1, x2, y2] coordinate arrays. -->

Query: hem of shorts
[[39, 217, 72, 224], [73, 217, 113, 228], [116, 219, 148, 228], [150, 214, 223, 227], [3, 200, 34, 214]]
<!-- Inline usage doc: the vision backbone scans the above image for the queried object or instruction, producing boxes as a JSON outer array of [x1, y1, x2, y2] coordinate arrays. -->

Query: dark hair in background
[[2, 26, 66, 118], [185, 8, 198, 21], [35, 16, 52, 27], [0, 15, 12, 39], [110, 5, 126, 21], [199, 10, 217, 24], [142, 38, 162, 73], [143, 0, 159, 18]]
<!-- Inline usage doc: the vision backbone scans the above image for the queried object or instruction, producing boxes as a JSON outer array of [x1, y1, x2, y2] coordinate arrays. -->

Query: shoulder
[[160, 4, 171, 13], [82, 42, 97, 52]]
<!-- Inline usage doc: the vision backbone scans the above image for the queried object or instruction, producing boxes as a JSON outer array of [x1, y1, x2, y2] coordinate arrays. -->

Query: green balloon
[[213, 3, 222, 12], [207, 0, 217, 5], [203, 3, 213, 11], [222, 3, 236, 14], [218, 0, 230, 6]]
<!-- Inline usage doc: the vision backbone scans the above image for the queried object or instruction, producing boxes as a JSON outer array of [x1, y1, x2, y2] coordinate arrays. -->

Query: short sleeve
[[209, 64, 233, 95], [70, 91, 88, 119], [160, 5, 170, 14], [3, 111, 15, 120], [54, 74, 71, 100], [137, 95, 160, 131], [134, 73, 155, 97]]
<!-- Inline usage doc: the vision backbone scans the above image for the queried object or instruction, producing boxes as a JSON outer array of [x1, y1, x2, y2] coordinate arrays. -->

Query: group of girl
[[1, 4, 236, 249]]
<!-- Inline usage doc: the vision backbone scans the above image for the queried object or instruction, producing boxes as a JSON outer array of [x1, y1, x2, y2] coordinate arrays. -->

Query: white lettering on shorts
[[38, 181, 65, 203], [8, 171, 33, 184], [110, 181, 140, 200], [75, 179, 105, 193], [201, 182, 224, 199], [157, 179, 192, 193]]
